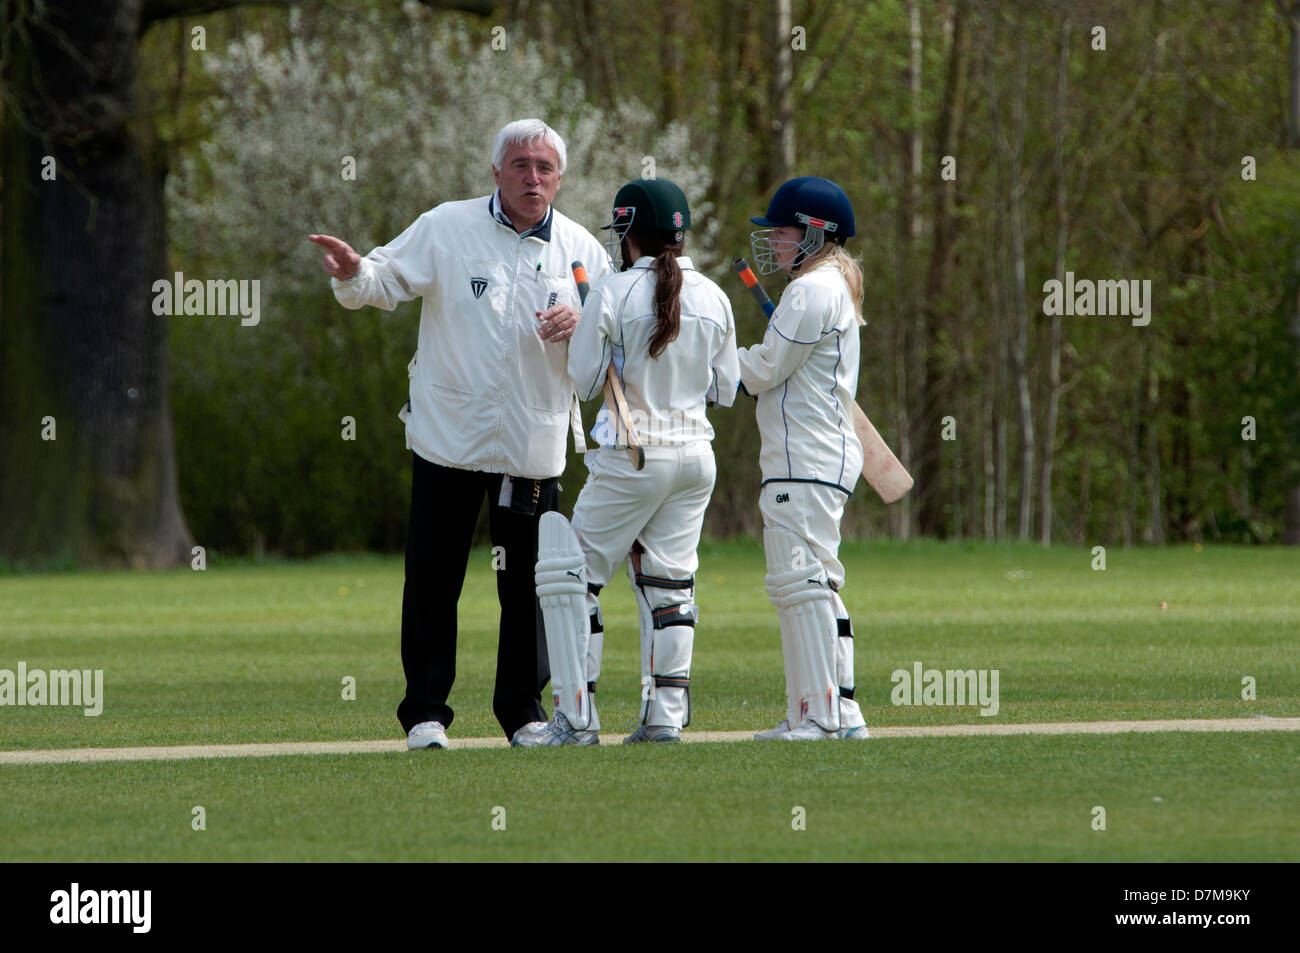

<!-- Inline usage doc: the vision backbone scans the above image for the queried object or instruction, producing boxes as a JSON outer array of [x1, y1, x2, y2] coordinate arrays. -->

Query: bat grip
[[733, 258, 775, 317], [571, 261, 589, 305]]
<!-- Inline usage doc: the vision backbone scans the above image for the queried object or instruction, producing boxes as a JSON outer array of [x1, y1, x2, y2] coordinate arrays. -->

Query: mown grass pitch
[[1, 541, 1297, 861]]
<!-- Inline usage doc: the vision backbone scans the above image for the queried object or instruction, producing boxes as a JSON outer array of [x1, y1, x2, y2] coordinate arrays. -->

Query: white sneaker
[[623, 724, 680, 744], [754, 719, 791, 741], [838, 724, 870, 740], [407, 720, 448, 750], [781, 718, 837, 741], [509, 721, 549, 746], [511, 711, 599, 747]]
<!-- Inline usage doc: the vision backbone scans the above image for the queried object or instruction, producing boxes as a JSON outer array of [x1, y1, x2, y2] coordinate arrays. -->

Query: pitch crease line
[[0, 717, 1296, 765]]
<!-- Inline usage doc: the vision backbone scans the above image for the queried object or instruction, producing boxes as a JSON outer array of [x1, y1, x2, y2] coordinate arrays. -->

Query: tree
[[164, 7, 714, 555], [1285, 0, 1300, 543], [0, 0, 487, 568]]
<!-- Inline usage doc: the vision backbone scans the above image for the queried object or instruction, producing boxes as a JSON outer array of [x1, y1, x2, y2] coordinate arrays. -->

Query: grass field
[[1, 540, 1297, 861]]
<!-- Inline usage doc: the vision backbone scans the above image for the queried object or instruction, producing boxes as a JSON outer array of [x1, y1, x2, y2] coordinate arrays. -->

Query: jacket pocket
[[429, 380, 474, 398]]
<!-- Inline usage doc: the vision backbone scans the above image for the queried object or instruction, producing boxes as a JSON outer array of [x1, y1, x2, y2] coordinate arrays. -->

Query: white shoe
[[407, 720, 448, 750], [754, 719, 791, 741], [838, 724, 870, 740], [511, 711, 599, 747], [623, 724, 680, 744], [781, 718, 837, 741], [509, 721, 549, 746]]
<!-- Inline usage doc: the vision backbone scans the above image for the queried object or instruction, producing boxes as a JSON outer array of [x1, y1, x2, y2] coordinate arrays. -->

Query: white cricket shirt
[[331, 194, 611, 479], [568, 256, 739, 446], [737, 261, 864, 495]]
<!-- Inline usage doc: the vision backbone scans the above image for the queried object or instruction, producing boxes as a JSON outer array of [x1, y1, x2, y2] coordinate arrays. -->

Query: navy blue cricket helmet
[[750, 176, 856, 274]]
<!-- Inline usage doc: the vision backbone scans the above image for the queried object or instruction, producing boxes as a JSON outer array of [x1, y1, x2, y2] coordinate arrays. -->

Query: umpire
[[309, 119, 611, 748]]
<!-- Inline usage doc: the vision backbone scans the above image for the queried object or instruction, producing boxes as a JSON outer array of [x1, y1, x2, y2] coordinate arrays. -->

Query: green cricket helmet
[[601, 178, 691, 270]]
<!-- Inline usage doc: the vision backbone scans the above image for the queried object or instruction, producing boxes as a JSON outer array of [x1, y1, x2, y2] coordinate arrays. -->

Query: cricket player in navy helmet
[[517, 178, 740, 745], [739, 176, 870, 741]]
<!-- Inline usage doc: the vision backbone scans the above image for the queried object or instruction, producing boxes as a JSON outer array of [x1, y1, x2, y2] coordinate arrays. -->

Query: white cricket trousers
[[571, 442, 715, 728], [571, 442, 716, 589], [758, 481, 849, 587]]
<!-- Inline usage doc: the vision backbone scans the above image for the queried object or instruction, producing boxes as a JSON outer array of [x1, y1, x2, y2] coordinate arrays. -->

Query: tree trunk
[[0, 0, 191, 568], [1040, 21, 1069, 545], [769, 0, 795, 183], [1, 0, 492, 568], [1285, 0, 1300, 543], [660, 0, 685, 125], [917, 0, 968, 538], [1007, 49, 1034, 542], [1288, 0, 1300, 150], [1141, 340, 1165, 545], [905, 0, 924, 537], [982, 388, 995, 540]]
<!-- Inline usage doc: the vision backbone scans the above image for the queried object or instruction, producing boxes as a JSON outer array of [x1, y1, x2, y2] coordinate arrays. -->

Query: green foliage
[[142, 0, 1299, 552], [162, 4, 712, 554]]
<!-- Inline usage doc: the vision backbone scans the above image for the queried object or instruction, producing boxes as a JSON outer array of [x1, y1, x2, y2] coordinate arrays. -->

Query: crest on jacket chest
[[470, 276, 489, 299]]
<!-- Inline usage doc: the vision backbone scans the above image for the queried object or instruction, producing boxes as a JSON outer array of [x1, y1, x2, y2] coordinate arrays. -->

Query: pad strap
[[652, 604, 698, 629], [654, 675, 690, 689], [635, 573, 694, 590]]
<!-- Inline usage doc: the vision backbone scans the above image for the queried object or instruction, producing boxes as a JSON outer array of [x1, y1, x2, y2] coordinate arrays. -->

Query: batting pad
[[535, 513, 594, 730], [627, 560, 696, 729], [831, 591, 866, 731], [764, 528, 840, 732]]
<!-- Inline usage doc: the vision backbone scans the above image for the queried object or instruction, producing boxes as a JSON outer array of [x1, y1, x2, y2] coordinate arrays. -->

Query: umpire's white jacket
[[737, 261, 864, 495], [332, 194, 611, 479], [569, 256, 739, 445]]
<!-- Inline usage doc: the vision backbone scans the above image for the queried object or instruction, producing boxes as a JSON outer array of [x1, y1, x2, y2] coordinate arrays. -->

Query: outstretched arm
[[308, 234, 360, 280], [308, 211, 438, 312]]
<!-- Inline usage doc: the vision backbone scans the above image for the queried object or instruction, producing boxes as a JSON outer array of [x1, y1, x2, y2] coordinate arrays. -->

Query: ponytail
[[631, 226, 685, 358], [648, 247, 683, 359]]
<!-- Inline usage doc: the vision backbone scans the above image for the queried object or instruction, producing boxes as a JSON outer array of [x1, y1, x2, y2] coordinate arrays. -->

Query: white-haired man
[[309, 119, 612, 749]]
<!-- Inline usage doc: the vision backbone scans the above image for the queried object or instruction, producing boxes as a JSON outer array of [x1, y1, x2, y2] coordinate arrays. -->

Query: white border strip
[[1, 717, 1295, 765]]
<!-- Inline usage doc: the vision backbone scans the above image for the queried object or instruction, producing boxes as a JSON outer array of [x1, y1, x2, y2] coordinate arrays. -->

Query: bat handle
[[571, 260, 590, 305], [733, 257, 775, 318]]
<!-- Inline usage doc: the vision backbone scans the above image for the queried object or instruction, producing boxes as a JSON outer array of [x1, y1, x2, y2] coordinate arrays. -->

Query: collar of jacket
[[630, 255, 695, 271], [488, 189, 553, 242]]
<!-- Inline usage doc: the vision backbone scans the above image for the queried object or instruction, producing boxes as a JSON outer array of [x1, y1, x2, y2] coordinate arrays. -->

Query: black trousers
[[396, 453, 559, 740]]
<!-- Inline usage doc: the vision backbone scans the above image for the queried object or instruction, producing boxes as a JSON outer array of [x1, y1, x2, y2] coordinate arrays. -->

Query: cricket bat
[[572, 262, 645, 471], [732, 258, 914, 504]]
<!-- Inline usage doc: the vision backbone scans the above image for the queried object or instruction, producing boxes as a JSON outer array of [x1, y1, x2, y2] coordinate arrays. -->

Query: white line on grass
[[1, 717, 1296, 765]]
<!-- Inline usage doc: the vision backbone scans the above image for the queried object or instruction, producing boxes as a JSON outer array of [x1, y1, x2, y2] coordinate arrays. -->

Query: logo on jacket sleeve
[[470, 277, 489, 299]]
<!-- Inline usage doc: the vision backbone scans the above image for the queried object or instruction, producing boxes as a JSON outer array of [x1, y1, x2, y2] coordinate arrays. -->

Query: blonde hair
[[796, 244, 865, 325]]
